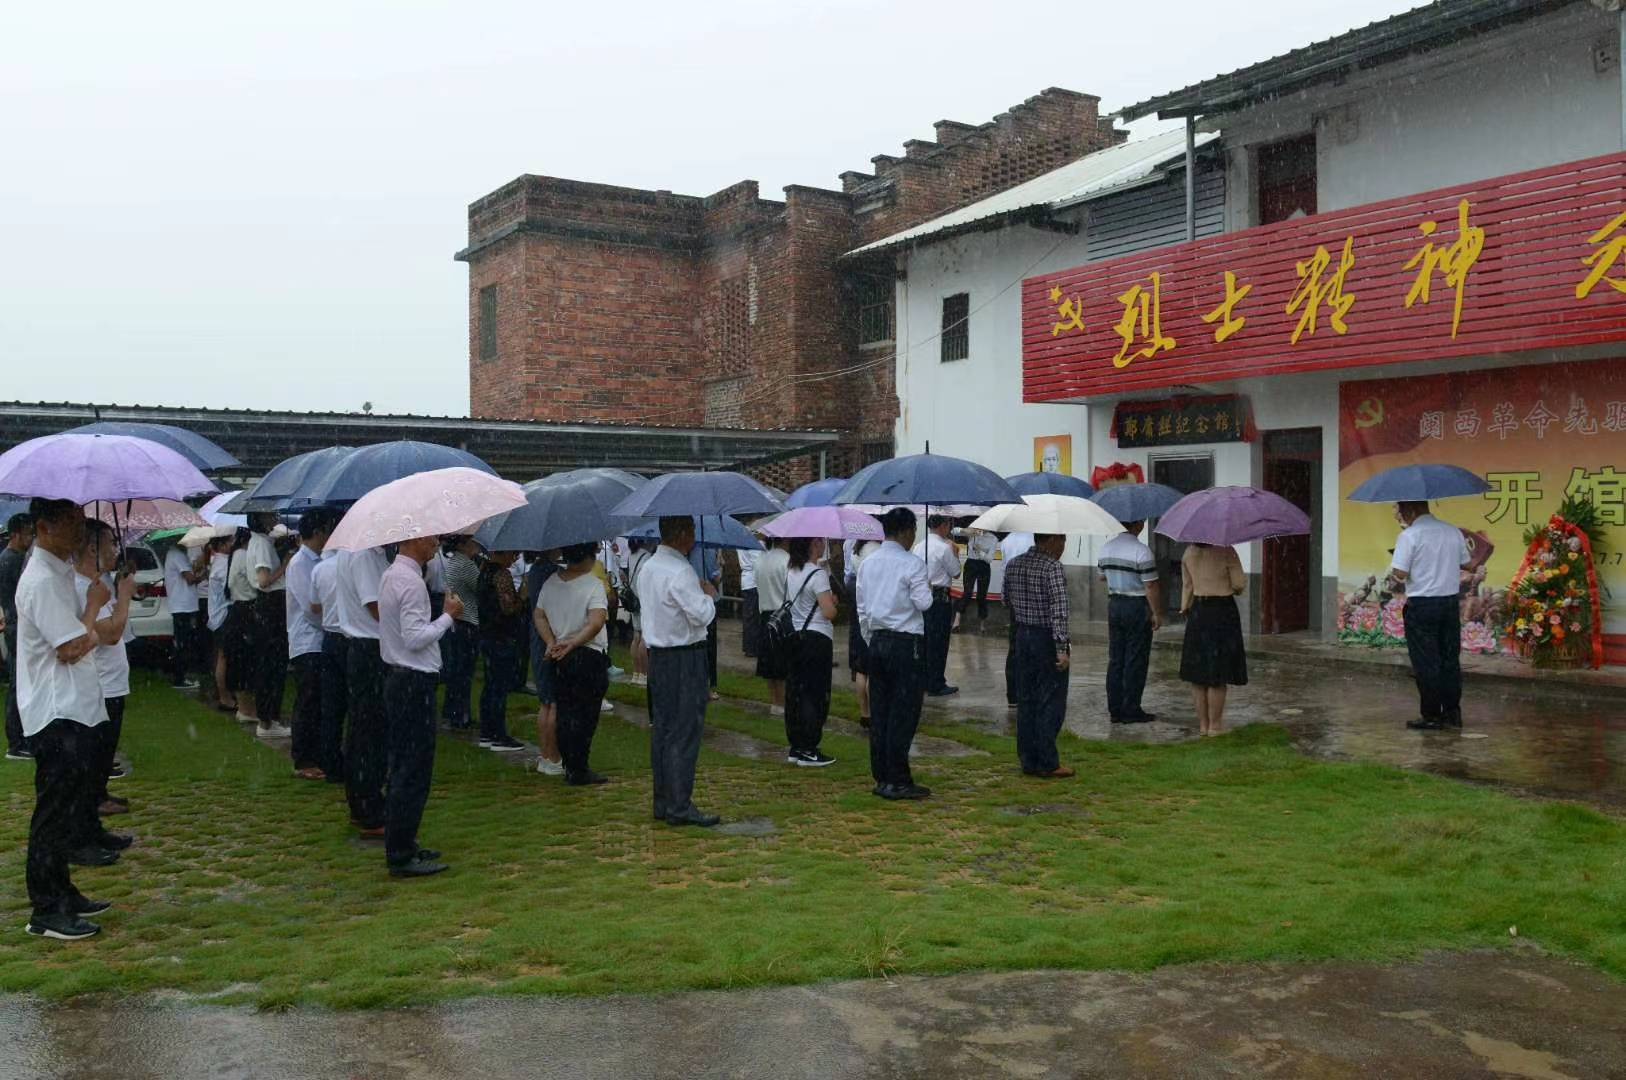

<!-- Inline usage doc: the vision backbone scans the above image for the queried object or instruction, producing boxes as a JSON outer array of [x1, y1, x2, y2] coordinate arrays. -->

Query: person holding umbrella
[[71, 519, 137, 853], [285, 512, 333, 780], [1178, 544, 1248, 735], [246, 512, 292, 738], [1098, 521, 1162, 725], [782, 537, 838, 767], [857, 508, 934, 800]]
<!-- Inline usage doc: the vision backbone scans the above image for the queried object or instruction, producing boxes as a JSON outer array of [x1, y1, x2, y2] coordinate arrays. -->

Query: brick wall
[[460, 87, 1123, 459]]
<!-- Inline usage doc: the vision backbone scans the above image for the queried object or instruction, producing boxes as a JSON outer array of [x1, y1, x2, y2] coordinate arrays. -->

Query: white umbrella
[[179, 524, 235, 548], [326, 467, 526, 552], [969, 494, 1126, 538]]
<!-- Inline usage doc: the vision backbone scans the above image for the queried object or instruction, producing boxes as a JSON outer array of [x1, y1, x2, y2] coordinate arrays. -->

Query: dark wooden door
[[1151, 455, 1214, 618], [1261, 429, 1319, 634]]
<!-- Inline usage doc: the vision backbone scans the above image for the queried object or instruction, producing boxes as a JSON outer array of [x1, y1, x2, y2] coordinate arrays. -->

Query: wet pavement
[[718, 625, 1626, 808], [3, 950, 1622, 1078]]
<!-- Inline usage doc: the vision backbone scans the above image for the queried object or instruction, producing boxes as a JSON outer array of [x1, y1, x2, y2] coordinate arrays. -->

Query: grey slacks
[[647, 643, 709, 818]]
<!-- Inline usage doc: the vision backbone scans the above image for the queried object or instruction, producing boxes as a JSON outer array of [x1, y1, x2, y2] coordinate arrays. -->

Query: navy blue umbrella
[[226, 446, 356, 513], [609, 471, 785, 520], [785, 477, 848, 508], [1348, 464, 1490, 503], [1091, 482, 1186, 524], [1004, 471, 1095, 498], [297, 441, 497, 508], [834, 453, 1021, 508], [476, 468, 647, 552], [66, 421, 240, 471], [621, 515, 763, 550]]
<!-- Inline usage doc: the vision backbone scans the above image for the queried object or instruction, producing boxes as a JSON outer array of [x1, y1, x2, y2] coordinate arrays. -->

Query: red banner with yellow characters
[[1338, 359, 1626, 646]]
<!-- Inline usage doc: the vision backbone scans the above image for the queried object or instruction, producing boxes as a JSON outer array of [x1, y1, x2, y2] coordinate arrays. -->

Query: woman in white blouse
[[535, 543, 612, 786], [783, 537, 838, 767]]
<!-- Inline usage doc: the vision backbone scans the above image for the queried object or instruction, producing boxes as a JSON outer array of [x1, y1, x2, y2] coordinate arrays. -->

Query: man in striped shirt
[[1098, 522, 1162, 724], [1003, 534, 1073, 779]]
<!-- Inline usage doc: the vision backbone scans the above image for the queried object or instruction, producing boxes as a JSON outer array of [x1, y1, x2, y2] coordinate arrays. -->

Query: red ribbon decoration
[[1506, 515, 1605, 670], [1091, 462, 1145, 489]]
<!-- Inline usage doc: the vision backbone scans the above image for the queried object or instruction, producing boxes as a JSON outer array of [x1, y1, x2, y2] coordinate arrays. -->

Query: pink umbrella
[[87, 499, 206, 538], [325, 467, 526, 552], [759, 506, 884, 541]]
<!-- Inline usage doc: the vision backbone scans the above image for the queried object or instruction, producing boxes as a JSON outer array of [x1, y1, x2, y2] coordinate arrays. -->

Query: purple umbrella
[[759, 506, 884, 542], [1154, 486, 1310, 546], [0, 433, 217, 503]]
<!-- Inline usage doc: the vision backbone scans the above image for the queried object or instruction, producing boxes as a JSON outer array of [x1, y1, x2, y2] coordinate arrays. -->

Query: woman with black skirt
[[246, 513, 291, 739], [782, 537, 838, 767], [1178, 542, 1247, 736]]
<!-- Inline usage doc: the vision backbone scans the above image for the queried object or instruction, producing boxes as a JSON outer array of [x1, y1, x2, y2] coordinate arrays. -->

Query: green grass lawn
[[0, 665, 1622, 1009]]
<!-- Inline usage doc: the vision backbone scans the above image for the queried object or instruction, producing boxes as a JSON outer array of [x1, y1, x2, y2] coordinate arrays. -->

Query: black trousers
[[3, 625, 25, 753], [740, 588, 760, 658], [1004, 615, 1018, 706], [868, 630, 924, 787], [92, 697, 124, 808], [556, 648, 609, 778], [289, 652, 324, 769], [1404, 595, 1463, 723], [384, 667, 438, 866], [169, 611, 200, 685], [440, 621, 475, 724], [1106, 595, 1154, 719], [344, 637, 388, 828], [705, 618, 719, 689], [1014, 625, 1069, 774], [957, 560, 992, 620], [647, 643, 708, 818], [253, 592, 288, 722], [785, 630, 833, 753], [925, 591, 953, 691], [478, 635, 520, 741], [27, 718, 98, 917], [319, 632, 349, 781]]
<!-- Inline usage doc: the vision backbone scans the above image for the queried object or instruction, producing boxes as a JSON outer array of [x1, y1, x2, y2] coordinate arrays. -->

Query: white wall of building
[[1220, 5, 1622, 226]]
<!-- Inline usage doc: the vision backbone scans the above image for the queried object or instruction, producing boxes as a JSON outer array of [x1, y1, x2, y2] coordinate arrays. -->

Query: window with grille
[[857, 274, 894, 346], [479, 285, 498, 363], [940, 293, 969, 362]]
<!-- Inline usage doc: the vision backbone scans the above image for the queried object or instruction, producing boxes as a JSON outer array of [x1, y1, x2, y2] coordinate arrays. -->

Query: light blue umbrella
[[785, 477, 848, 508], [1091, 482, 1186, 524], [1004, 471, 1095, 498], [227, 446, 356, 513], [65, 421, 240, 471], [296, 441, 497, 509], [834, 453, 1021, 508], [1348, 464, 1489, 503], [609, 471, 784, 520], [621, 515, 763, 550]]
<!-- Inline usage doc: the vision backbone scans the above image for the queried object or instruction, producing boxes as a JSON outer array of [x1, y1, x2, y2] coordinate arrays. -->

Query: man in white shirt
[[246, 515, 292, 736], [312, 546, 348, 784], [1390, 501, 1478, 731], [858, 508, 934, 800], [16, 499, 112, 941], [1098, 521, 1163, 724], [72, 520, 137, 856], [753, 538, 791, 715], [379, 535, 463, 878], [634, 517, 720, 827], [337, 546, 392, 836], [285, 513, 333, 777], [737, 543, 761, 660], [957, 529, 997, 626], [161, 542, 205, 690], [912, 515, 962, 697]]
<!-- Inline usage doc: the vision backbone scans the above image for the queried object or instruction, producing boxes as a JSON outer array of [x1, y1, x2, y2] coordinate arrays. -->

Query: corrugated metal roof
[[843, 128, 1218, 259], [1114, 0, 1571, 121]]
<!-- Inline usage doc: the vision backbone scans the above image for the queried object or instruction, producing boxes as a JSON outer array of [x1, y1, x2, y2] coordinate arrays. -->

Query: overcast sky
[[2, 0, 1424, 418]]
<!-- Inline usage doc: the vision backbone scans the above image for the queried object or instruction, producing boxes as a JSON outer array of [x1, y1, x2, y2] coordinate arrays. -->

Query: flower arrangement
[[1503, 496, 1606, 669]]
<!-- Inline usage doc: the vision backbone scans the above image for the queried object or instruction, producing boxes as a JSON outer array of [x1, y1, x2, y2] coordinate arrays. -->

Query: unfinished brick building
[[456, 87, 1122, 479]]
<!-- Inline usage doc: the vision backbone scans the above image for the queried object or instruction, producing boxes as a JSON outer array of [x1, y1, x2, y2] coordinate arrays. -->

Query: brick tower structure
[[457, 88, 1122, 479]]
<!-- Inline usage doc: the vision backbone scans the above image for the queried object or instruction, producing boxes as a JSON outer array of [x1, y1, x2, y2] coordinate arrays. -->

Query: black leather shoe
[[97, 833, 133, 851], [415, 848, 441, 862], [566, 771, 610, 786], [70, 897, 112, 916], [1441, 714, 1463, 728], [389, 853, 448, 878], [68, 846, 119, 867], [665, 809, 721, 827], [1406, 718, 1447, 731], [898, 783, 932, 799], [926, 686, 959, 697]]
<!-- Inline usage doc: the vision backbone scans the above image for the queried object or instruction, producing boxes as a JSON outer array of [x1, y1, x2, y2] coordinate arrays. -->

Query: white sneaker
[[535, 756, 565, 776], [256, 723, 292, 739], [769, 705, 784, 717], [608, 665, 625, 678], [600, 700, 615, 713]]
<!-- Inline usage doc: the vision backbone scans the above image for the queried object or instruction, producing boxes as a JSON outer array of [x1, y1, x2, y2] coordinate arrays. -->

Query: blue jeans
[[478, 637, 520, 742]]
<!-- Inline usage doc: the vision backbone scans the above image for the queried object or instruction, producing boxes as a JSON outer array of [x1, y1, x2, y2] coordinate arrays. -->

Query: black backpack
[[763, 569, 821, 651]]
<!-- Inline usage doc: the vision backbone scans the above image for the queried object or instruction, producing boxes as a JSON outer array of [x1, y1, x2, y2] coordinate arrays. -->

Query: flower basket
[[1500, 499, 1606, 671]]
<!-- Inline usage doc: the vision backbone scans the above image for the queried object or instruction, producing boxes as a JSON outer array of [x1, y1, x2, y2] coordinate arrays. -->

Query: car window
[[124, 546, 161, 572]]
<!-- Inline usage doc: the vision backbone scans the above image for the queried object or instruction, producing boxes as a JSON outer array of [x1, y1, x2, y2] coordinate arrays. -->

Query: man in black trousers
[[857, 508, 934, 800], [2, 512, 35, 761], [1004, 532, 1075, 779], [336, 546, 392, 837], [1099, 520, 1162, 724], [1390, 501, 1479, 731], [378, 535, 462, 878], [913, 515, 961, 697], [312, 547, 349, 785], [634, 517, 720, 827]]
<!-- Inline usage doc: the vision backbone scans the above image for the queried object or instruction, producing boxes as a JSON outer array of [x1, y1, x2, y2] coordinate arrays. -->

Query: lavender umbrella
[[759, 506, 884, 542], [1154, 486, 1310, 546], [0, 433, 217, 503]]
